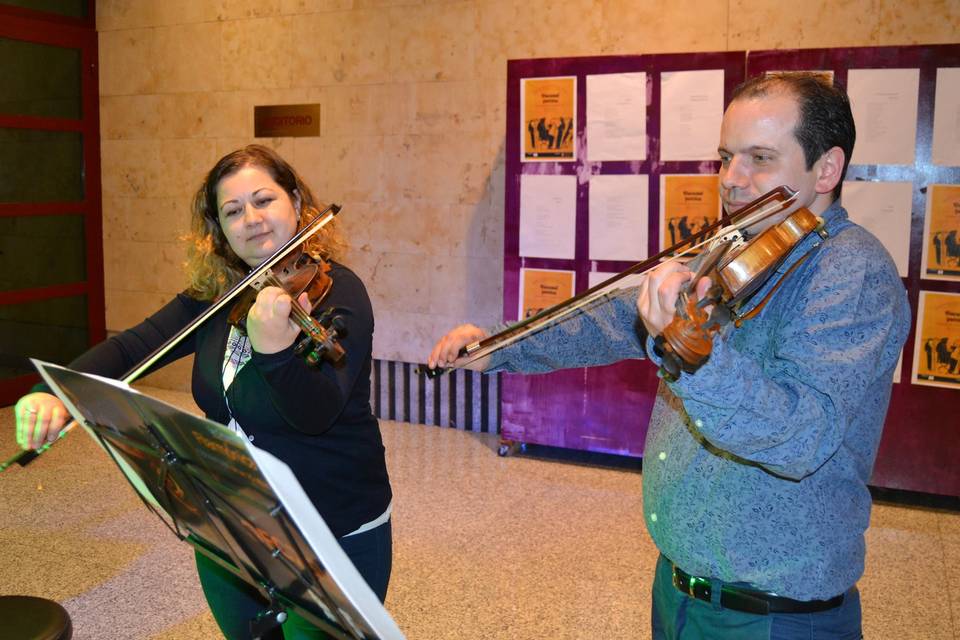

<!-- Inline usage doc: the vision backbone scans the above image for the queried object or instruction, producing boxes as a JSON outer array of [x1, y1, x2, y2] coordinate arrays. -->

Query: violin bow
[[2, 204, 342, 472], [425, 186, 799, 375]]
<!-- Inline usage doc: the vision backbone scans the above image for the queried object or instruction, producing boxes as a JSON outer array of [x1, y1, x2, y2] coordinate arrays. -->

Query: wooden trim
[[0, 114, 84, 131], [0, 283, 88, 306], [0, 202, 85, 216], [81, 25, 105, 344], [0, 3, 93, 30], [0, 11, 91, 45]]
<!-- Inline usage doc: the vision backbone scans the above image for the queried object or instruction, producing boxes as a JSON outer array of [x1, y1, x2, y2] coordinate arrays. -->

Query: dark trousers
[[195, 520, 392, 639], [651, 554, 863, 640]]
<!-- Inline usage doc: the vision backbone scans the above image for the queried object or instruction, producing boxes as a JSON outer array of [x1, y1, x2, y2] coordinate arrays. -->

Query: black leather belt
[[671, 564, 845, 615]]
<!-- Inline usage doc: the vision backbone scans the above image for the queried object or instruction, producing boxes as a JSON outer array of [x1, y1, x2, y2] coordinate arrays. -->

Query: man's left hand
[[637, 262, 713, 337]]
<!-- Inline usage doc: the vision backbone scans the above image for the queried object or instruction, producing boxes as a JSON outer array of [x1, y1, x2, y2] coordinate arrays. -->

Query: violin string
[[260, 273, 325, 336], [460, 244, 705, 366], [547, 200, 785, 310], [546, 198, 791, 314], [456, 196, 796, 368], [122, 206, 338, 385]]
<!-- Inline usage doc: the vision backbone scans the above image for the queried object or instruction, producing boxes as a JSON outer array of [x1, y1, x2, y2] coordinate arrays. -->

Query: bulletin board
[[503, 44, 960, 497], [745, 45, 960, 496]]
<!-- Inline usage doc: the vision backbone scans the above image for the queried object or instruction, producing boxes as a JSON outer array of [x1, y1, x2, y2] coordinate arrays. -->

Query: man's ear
[[814, 146, 845, 195]]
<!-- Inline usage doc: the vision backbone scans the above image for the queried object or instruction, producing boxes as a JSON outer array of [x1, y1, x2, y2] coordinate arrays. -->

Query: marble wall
[[95, 0, 959, 389]]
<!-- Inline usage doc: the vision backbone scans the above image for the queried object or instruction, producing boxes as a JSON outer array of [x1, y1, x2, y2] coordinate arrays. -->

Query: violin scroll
[[294, 308, 347, 367], [659, 294, 718, 376]]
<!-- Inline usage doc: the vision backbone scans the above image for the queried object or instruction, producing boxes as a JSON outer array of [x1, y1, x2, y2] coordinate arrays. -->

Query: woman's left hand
[[246, 286, 312, 354]]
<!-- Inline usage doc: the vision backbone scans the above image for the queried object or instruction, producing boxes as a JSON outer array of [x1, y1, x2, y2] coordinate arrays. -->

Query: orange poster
[[922, 184, 960, 281], [660, 174, 721, 255], [520, 268, 575, 320], [912, 290, 960, 389], [522, 77, 576, 161]]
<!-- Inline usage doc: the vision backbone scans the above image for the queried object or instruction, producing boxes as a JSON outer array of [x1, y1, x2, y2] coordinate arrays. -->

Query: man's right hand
[[427, 324, 490, 371], [15, 392, 69, 450]]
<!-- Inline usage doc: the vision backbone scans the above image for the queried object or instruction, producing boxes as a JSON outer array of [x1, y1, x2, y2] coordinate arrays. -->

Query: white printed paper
[[847, 68, 920, 166], [519, 174, 577, 259], [586, 72, 647, 161], [932, 67, 960, 167], [588, 174, 649, 261], [587, 271, 620, 289], [660, 69, 724, 162], [842, 180, 913, 277]]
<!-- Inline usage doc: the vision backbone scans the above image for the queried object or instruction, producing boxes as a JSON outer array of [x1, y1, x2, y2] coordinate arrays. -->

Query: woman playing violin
[[15, 145, 392, 639], [429, 73, 910, 640]]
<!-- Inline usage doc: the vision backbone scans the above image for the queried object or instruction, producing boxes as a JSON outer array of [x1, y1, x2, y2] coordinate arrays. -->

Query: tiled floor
[[0, 387, 956, 639]]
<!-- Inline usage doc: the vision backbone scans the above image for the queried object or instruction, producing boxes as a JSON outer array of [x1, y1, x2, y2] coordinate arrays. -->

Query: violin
[[656, 199, 827, 380], [227, 248, 346, 368], [421, 186, 809, 377], [1, 203, 343, 471]]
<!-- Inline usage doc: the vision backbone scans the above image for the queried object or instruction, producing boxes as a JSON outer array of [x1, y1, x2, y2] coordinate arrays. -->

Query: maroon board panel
[[501, 360, 660, 457], [503, 52, 745, 457], [747, 45, 960, 497], [503, 44, 960, 498]]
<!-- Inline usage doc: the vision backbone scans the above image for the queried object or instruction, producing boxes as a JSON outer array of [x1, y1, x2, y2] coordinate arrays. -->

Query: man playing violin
[[429, 73, 910, 639], [15, 145, 393, 639]]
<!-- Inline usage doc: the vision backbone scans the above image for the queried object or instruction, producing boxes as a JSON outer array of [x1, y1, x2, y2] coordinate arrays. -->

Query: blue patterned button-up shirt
[[488, 202, 911, 600]]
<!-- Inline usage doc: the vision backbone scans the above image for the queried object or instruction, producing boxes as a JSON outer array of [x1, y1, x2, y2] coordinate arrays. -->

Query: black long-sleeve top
[[54, 261, 391, 538]]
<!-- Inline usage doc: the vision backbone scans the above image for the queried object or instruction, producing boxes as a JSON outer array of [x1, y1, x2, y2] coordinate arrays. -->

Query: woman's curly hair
[[184, 145, 347, 300]]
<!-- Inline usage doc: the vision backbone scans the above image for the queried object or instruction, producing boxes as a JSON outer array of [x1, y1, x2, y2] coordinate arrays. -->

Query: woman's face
[[216, 166, 299, 268]]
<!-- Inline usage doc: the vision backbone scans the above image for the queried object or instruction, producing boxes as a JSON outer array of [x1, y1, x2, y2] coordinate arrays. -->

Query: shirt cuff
[[667, 333, 731, 399], [478, 322, 512, 373], [645, 334, 665, 366], [251, 344, 297, 371]]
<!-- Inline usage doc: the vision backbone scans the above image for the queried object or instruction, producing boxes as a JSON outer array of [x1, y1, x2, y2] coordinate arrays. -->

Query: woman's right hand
[[15, 392, 69, 450], [427, 324, 490, 371]]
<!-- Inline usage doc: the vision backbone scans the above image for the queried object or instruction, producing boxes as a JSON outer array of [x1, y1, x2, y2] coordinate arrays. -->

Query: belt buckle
[[671, 565, 697, 598]]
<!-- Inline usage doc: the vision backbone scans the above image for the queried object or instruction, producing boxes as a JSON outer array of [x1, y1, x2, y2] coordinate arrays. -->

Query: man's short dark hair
[[731, 72, 856, 201]]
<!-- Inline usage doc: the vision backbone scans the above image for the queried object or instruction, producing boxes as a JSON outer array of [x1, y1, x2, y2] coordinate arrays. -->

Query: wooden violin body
[[420, 186, 812, 378], [659, 204, 824, 378], [228, 249, 346, 368], [713, 206, 821, 303]]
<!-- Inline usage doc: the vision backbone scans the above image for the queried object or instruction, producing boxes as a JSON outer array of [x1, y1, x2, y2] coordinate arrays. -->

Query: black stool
[[0, 596, 72, 640]]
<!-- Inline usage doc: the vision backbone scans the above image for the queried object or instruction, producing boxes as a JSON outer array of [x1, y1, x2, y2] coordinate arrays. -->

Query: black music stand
[[32, 359, 405, 640]]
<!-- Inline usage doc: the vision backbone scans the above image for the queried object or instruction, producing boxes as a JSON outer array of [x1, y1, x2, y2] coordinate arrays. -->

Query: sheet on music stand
[[33, 359, 404, 640]]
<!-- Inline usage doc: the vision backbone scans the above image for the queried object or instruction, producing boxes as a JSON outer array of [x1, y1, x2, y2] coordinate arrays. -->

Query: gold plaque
[[254, 104, 320, 138]]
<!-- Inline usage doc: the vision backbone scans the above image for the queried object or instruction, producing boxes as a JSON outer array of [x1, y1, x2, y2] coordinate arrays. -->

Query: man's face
[[717, 92, 828, 231]]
